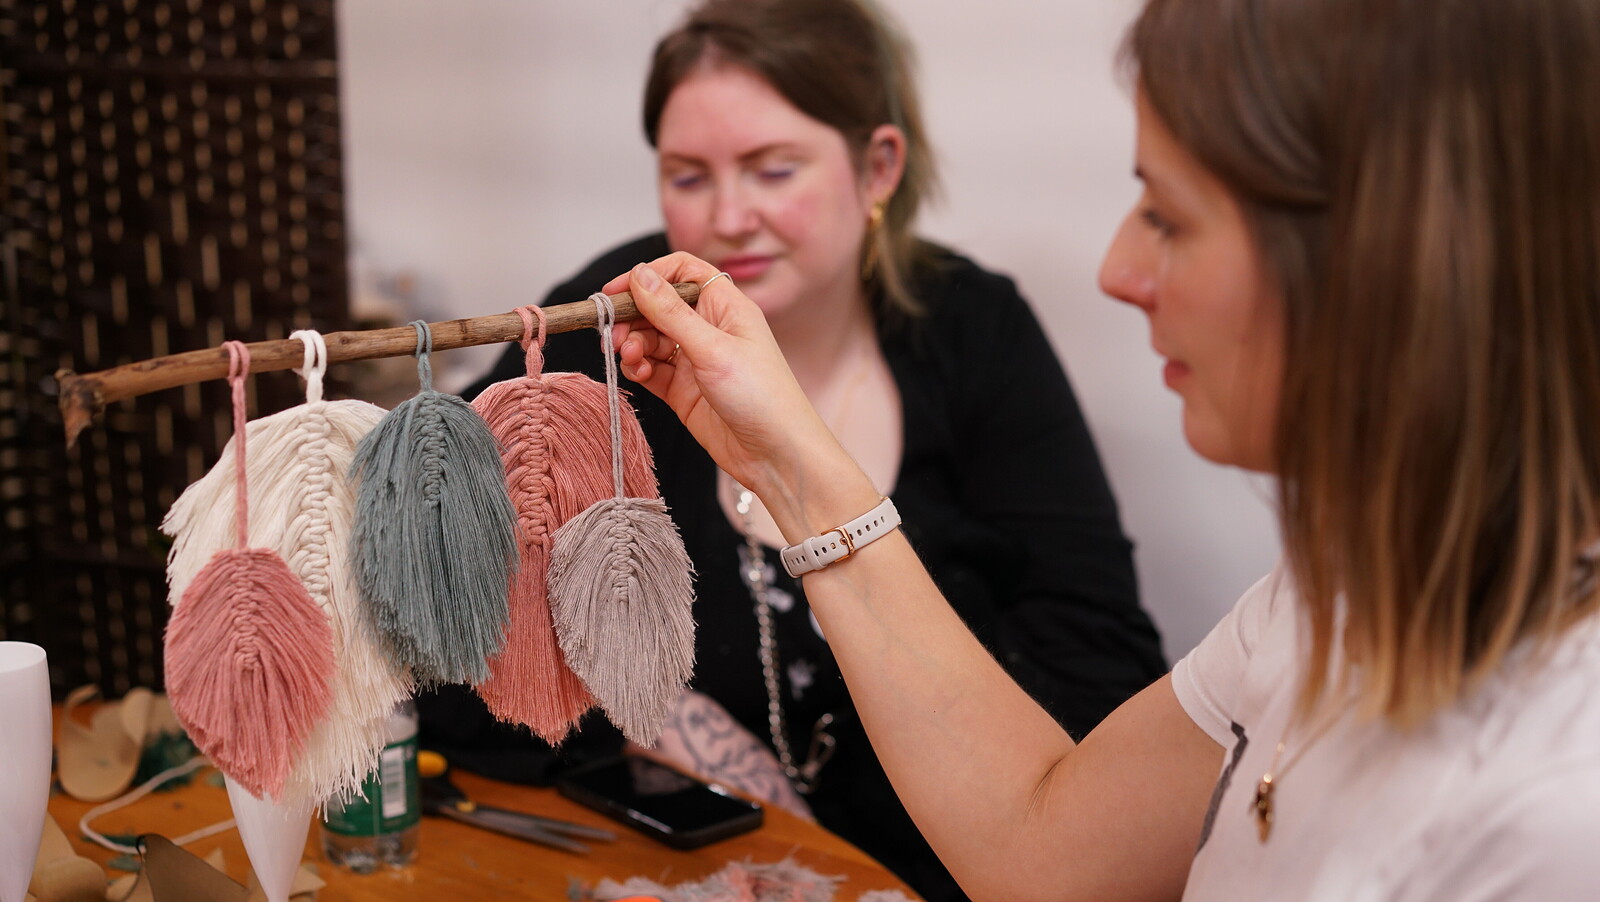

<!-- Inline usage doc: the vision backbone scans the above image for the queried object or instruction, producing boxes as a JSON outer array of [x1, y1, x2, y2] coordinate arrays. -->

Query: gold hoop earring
[[861, 201, 886, 282]]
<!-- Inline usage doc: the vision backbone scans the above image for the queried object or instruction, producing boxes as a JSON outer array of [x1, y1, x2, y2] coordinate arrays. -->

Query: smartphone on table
[[556, 755, 763, 850]]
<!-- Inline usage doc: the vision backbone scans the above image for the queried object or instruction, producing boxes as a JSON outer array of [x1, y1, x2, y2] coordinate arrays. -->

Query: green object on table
[[133, 730, 200, 788]]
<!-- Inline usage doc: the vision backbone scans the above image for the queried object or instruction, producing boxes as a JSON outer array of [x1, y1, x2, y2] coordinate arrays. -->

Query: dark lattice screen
[[1, 0, 351, 696]]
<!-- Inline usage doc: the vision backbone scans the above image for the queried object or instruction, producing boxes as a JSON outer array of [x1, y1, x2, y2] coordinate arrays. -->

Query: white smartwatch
[[780, 496, 901, 578]]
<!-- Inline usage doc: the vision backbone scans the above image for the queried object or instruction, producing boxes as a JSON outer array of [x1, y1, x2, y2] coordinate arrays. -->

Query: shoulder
[[1476, 757, 1600, 843], [1397, 755, 1600, 901], [1392, 619, 1600, 899], [1465, 616, 1600, 770], [891, 244, 1056, 386], [904, 244, 1036, 337], [1171, 567, 1297, 746]]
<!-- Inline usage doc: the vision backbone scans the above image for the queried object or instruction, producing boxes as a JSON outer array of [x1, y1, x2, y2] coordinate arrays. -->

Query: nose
[[1099, 209, 1156, 312], [711, 180, 759, 242]]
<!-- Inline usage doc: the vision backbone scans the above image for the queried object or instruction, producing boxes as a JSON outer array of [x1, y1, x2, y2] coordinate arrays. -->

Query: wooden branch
[[56, 282, 701, 448]]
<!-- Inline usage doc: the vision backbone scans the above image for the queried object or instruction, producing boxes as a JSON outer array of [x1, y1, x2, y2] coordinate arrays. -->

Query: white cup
[[226, 777, 313, 902], [0, 643, 51, 902]]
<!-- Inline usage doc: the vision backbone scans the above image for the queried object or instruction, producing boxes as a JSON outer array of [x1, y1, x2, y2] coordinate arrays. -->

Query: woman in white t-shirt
[[595, 0, 1600, 898]]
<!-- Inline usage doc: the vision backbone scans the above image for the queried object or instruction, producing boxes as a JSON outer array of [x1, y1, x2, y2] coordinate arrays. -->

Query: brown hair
[[1128, 0, 1600, 725], [643, 0, 938, 320]]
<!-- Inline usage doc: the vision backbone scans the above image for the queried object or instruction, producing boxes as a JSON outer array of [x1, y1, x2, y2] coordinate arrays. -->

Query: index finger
[[604, 251, 725, 344], [600, 251, 722, 296]]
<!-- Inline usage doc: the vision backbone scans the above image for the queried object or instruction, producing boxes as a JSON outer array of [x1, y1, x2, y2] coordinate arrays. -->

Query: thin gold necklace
[[1253, 711, 1341, 842], [718, 337, 873, 543]]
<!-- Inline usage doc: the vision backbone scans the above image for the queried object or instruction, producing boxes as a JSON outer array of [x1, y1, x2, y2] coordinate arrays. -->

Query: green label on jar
[[322, 736, 421, 836]]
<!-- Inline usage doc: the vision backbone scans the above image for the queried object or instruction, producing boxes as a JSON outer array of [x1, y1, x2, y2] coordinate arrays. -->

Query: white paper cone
[[0, 643, 50, 902], [226, 777, 313, 902]]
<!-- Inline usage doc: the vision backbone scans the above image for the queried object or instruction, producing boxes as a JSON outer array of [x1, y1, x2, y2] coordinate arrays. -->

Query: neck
[[766, 277, 876, 393]]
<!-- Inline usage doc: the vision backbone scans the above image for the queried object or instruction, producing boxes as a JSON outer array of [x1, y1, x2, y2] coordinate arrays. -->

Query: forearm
[[757, 460, 1087, 897], [614, 256, 1214, 899], [641, 690, 813, 819]]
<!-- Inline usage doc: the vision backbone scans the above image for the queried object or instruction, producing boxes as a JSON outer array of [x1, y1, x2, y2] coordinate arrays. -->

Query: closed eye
[[1140, 207, 1177, 237]]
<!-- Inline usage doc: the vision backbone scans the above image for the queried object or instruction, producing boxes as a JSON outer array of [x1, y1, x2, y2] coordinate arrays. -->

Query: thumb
[[629, 262, 723, 350]]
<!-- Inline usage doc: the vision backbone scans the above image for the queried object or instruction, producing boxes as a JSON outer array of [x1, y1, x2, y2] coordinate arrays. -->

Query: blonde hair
[[1128, 0, 1600, 724]]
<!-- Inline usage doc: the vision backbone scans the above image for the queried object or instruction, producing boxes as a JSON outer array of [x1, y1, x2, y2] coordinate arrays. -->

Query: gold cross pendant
[[1253, 775, 1275, 842]]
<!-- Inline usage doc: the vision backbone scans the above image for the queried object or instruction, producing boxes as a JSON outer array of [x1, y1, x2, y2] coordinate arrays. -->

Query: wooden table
[[48, 765, 919, 899]]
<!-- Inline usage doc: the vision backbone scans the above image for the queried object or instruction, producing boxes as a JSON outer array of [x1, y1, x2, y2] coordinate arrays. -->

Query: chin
[[1184, 421, 1276, 473], [743, 280, 804, 321], [1182, 414, 1240, 468]]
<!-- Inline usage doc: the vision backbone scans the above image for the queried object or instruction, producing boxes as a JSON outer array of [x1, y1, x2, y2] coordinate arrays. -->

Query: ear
[[862, 124, 908, 204]]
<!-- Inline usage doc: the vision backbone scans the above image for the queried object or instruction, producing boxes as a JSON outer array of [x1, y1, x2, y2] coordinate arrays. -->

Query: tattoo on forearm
[[653, 691, 813, 818]]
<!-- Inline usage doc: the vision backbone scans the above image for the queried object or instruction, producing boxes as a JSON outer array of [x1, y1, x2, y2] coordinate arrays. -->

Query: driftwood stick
[[56, 281, 701, 448]]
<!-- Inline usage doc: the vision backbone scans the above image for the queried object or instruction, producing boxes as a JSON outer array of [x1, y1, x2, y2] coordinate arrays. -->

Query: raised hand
[[605, 254, 867, 540]]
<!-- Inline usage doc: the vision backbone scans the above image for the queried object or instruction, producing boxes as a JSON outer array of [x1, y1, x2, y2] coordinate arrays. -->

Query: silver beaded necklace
[[734, 485, 838, 794], [721, 339, 871, 794]]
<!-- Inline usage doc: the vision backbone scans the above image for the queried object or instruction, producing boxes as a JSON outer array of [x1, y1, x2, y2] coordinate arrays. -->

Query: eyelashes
[[1140, 207, 1177, 237], [663, 166, 798, 192]]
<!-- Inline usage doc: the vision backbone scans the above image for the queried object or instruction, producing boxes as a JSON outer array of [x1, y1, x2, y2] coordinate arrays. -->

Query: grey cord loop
[[410, 319, 434, 390], [589, 293, 626, 500]]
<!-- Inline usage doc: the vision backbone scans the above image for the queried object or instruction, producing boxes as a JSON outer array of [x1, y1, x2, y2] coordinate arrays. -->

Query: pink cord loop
[[223, 340, 251, 549], [517, 305, 548, 376]]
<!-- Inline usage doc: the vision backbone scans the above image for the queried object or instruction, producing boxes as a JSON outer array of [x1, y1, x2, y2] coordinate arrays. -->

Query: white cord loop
[[78, 756, 236, 854], [289, 329, 328, 403]]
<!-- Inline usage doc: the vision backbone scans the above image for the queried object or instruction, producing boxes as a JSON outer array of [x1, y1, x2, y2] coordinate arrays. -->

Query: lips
[[1163, 359, 1191, 388], [716, 255, 775, 281]]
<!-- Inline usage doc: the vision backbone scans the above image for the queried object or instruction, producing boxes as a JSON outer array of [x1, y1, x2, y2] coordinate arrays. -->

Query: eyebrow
[[1134, 164, 1188, 208], [660, 143, 800, 166], [1134, 165, 1164, 191]]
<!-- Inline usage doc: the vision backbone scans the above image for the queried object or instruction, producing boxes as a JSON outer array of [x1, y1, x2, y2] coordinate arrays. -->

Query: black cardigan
[[419, 234, 1166, 901]]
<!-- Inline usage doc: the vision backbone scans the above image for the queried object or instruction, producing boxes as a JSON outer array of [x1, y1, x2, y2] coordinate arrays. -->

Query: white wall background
[[336, 0, 1281, 659]]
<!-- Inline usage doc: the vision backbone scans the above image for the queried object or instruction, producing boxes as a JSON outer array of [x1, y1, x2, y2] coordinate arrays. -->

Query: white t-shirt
[[1172, 567, 1600, 901]]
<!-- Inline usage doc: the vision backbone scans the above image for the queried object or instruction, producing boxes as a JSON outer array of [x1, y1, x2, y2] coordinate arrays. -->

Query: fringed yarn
[[470, 306, 591, 742], [549, 294, 696, 747], [163, 331, 409, 805], [278, 394, 404, 805], [350, 321, 517, 687], [588, 856, 906, 902], [548, 496, 696, 745], [162, 341, 334, 800], [471, 307, 659, 742], [166, 548, 335, 798]]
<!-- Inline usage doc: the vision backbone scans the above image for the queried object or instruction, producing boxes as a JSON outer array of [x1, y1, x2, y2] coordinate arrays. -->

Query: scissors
[[417, 750, 616, 854]]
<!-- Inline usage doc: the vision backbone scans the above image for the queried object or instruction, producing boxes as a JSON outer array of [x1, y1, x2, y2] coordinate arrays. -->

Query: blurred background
[[2, 0, 1276, 696]]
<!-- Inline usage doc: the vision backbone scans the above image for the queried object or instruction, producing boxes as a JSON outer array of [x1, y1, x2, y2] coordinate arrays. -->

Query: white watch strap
[[780, 497, 901, 578]]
